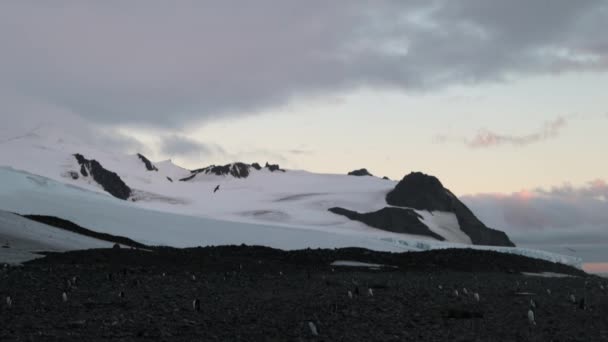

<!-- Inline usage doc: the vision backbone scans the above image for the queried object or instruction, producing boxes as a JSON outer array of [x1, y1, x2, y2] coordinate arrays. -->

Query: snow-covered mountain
[[0, 128, 580, 267]]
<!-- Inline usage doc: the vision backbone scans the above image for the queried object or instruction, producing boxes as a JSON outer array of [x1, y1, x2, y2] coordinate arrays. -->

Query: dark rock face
[[137, 153, 158, 171], [73, 154, 132, 200], [386, 172, 515, 247], [180, 162, 285, 181], [329, 207, 445, 241], [265, 162, 285, 172], [179, 173, 196, 182], [166, 177, 173, 182], [22, 214, 148, 249], [382, 176, 390, 180], [348, 168, 374, 177], [189, 162, 252, 179]]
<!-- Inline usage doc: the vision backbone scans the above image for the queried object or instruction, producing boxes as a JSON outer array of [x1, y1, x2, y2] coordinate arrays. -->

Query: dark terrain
[[1, 246, 607, 341]]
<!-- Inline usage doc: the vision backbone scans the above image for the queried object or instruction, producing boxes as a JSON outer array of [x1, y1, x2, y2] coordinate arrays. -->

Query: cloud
[[462, 179, 608, 261], [468, 117, 567, 148], [436, 116, 567, 148], [159, 135, 225, 158], [287, 149, 313, 155], [158, 134, 289, 167], [0, 1, 606, 128]]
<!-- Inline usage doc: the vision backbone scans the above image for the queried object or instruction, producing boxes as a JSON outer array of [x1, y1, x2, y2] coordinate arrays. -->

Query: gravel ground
[[1, 246, 607, 341]]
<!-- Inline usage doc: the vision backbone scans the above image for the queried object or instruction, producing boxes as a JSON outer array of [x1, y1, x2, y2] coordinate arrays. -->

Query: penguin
[[62, 292, 68, 302], [474, 293, 480, 302], [308, 321, 319, 336], [193, 298, 201, 312], [528, 309, 536, 325]]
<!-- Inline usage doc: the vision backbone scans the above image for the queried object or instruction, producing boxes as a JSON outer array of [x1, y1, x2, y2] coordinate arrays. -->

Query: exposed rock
[[73, 154, 132, 200], [22, 214, 148, 249], [328, 207, 445, 241], [67, 171, 79, 180], [180, 162, 285, 181], [166, 177, 173, 182], [179, 173, 197, 182], [190, 162, 252, 179], [4, 246, 597, 341], [386, 172, 515, 247], [137, 153, 158, 171], [382, 176, 390, 180], [265, 162, 285, 172], [348, 168, 374, 177]]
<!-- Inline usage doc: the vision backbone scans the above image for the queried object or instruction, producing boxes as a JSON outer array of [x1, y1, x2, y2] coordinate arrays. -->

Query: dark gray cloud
[[437, 116, 567, 148], [462, 179, 608, 261], [1, 1, 607, 128]]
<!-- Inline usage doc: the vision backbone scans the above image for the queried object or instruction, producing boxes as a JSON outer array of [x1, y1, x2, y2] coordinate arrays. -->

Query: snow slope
[[0, 130, 426, 238], [0, 129, 582, 267], [0, 210, 119, 264], [0, 167, 582, 268]]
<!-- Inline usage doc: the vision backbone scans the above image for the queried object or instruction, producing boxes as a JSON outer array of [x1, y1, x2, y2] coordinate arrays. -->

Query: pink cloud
[[467, 117, 567, 148]]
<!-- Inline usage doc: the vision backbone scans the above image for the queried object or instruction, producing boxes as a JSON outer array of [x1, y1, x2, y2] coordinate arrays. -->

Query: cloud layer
[[437, 116, 568, 148], [462, 179, 608, 261], [1, 1, 607, 128]]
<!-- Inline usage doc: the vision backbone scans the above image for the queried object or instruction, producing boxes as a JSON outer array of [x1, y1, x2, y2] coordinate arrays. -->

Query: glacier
[[0, 167, 582, 268]]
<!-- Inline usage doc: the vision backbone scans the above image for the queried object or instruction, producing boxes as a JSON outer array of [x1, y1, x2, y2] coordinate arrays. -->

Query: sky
[[1, 1, 607, 266]]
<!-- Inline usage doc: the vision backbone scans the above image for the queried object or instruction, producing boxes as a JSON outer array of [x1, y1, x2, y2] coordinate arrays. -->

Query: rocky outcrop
[[265, 162, 285, 172], [187, 162, 252, 179], [73, 154, 132, 200], [348, 168, 374, 177], [22, 214, 148, 249], [329, 207, 445, 241], [137, 153, 158, 171], [180, 162, 285, 181], [386, 172, 515, 247]]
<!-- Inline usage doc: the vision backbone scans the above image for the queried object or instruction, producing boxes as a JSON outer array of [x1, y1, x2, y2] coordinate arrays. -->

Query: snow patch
[[415, 210, 471, 244], [331, 260, 397, 268], [521, 272, 576, 278]]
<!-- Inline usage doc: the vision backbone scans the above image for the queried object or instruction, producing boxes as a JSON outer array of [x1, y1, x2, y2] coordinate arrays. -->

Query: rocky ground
[[1, 246, 607, 341]]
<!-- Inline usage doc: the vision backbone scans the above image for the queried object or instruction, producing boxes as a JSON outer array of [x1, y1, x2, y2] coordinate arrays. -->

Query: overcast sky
[[1, 1, 607, 264]]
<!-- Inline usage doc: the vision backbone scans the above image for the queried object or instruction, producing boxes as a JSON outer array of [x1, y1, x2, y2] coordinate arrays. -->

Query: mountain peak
[[386, 171, 515, 247]]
